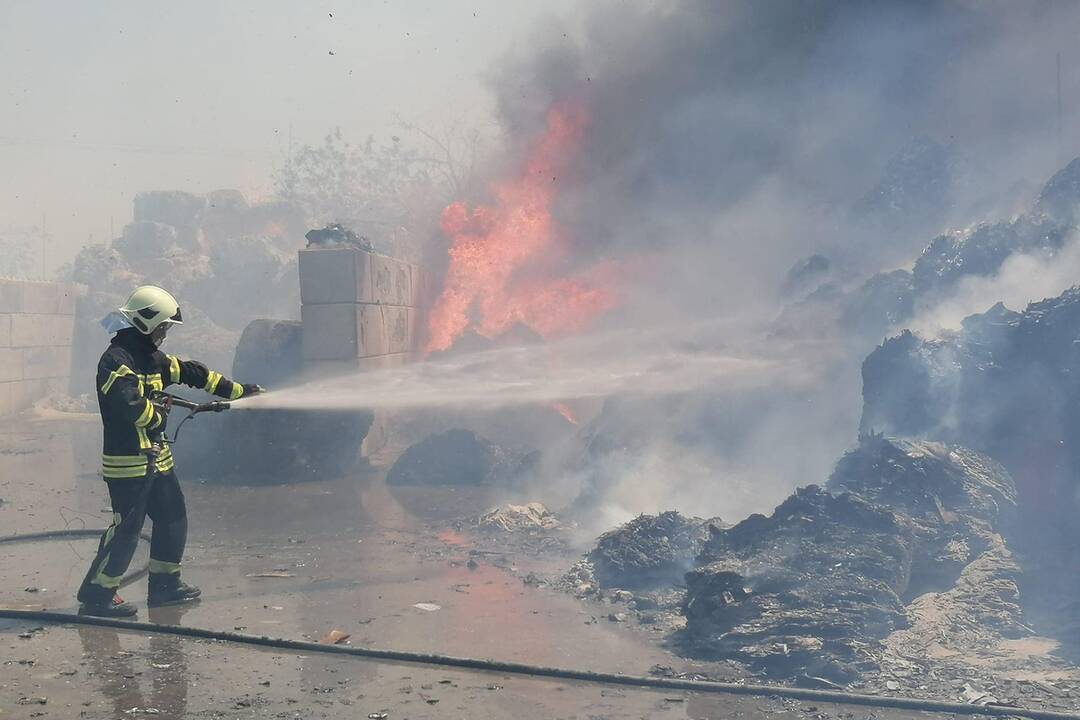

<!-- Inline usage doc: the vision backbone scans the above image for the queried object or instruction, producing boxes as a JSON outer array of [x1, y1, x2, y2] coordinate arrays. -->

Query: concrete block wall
[[0, 279, 80, 417], [298, 247, 428, 378]]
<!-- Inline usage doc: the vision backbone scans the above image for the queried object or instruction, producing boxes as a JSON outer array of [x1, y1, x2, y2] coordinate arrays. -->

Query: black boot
[[78, 585, 138, 618], [147, 573, 201, 608]]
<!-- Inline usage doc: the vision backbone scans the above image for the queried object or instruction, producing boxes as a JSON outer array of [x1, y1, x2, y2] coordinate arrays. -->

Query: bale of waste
[[133, 190, 207, 229], [177, 318, 372, 484], [112, 221, 182, 259], [387, 429, 539, 486]]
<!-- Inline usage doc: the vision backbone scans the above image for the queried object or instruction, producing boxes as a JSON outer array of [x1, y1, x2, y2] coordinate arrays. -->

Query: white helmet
[[118, 285, 184, 335]]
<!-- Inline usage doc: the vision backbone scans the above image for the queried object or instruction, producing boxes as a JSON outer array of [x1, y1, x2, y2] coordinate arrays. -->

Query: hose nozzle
[[150, 391, 231, 414]]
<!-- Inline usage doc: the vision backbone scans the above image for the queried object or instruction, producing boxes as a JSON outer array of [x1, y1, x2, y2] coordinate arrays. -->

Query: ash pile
[[861, 281, 1080, 653], [561, 511, 719, 631], [683, 436, 1020, 684], [567, 436, 1039, 687]]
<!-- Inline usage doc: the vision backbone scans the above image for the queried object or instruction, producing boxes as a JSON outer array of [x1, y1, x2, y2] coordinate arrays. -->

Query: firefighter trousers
[[78, 469, 188, 599]]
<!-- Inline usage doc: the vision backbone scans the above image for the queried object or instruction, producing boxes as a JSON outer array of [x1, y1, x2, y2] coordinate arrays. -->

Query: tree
[[274, 122, 490, 259], [0, 226, 43, 278]]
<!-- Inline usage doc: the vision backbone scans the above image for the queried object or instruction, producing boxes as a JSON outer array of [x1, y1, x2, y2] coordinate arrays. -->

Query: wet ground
[[1, 412, 975, 718]]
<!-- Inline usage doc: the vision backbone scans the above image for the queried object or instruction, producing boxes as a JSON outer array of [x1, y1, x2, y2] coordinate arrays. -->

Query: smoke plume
[[433, 0, 1080, 523]]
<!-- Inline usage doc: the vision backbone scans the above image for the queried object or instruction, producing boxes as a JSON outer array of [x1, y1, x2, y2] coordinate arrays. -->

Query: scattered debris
[[479, 502, 560, 532], [960, 682, 999, 705], [305, 223, 373, 250], [17, 697, 47, 706], [522, 573, 544, 587], [246, 570, 296, 578], [319, 630, 351, 645], [17, 626, 44, 639]]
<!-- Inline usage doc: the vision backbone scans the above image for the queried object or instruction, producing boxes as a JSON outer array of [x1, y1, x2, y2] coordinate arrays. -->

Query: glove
[[242, 383, 265, 397], [148, 402, 169, 440]]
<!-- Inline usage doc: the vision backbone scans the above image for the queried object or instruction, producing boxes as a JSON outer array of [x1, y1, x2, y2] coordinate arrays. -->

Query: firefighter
[[76, 285, 264, 617]]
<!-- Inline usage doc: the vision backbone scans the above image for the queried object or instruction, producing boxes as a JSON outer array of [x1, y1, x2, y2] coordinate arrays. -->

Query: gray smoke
[[488, 0, 1080, 311], [453, 1, 1080, 523]]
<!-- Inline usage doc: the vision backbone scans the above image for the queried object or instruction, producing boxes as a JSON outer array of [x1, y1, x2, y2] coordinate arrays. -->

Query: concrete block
[[358, 304, 389, 357], [10, 314, 74, 348], [302, 358, 361, 382], [302, 352, 409, 383], [357, 352, 409, 372], [0, 314, 11, 347], [10, 378, 45, 411], [0, 280, 24, 313], [20, 282, 60, 315], [0, 381, 12, 417], [408, 264, 427, 308], [395, 259, 412, 306], [0, 348, 21, 383], [298, 248, 374, 305], [302, 304, 356, 360], [42, 376, 68, 396], [385, 306, 410, 354], [56, 284, 83, 316], [370, 254, 411, 306], [407, 307, 421, 352], [23, 345, 72, 380]]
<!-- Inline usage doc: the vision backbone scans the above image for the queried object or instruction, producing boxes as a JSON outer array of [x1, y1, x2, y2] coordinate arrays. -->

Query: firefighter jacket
[[96, 328, 247, 480]]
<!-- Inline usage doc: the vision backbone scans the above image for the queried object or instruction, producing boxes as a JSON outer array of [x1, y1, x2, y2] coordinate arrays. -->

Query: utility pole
[[41, 212, 46, 279], [1058, 51, 1063, 165]]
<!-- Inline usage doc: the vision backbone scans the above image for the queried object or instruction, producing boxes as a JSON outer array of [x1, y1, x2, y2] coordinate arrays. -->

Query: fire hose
[[3, 399, 1080, 719], [0, 605, 1078, 720], [2, 394, 227, 592]]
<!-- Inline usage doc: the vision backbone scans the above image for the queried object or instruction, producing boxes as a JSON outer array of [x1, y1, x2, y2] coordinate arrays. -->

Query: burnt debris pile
[[591, 511, 716, 591], [778, 157, 1080, 343], [861, 285, 1080, 538], [861, 283, 1080, 649], [560, 511, 719, 633], [387, 429, 540, 487], [682, 437, 1019, 682]]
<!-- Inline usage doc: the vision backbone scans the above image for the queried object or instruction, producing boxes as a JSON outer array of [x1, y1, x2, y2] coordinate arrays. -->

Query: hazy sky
[[0, 0, 579, 272]]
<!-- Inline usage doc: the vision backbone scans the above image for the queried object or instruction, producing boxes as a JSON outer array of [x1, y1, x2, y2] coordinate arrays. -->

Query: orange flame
[[425, 102, 618, 353], [551, 401, 579, 425]]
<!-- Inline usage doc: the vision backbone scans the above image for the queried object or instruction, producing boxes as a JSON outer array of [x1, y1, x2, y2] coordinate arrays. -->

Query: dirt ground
[[0, 412, 994, 719]]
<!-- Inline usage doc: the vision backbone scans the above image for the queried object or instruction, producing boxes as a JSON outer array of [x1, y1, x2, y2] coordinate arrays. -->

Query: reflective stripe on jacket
[[96, 328, 245, 479]]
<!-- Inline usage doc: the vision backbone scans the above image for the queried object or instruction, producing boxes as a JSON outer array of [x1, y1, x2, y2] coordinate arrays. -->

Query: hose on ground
[[0, 528, 152, 588], [2, 530, 1079, 720]]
